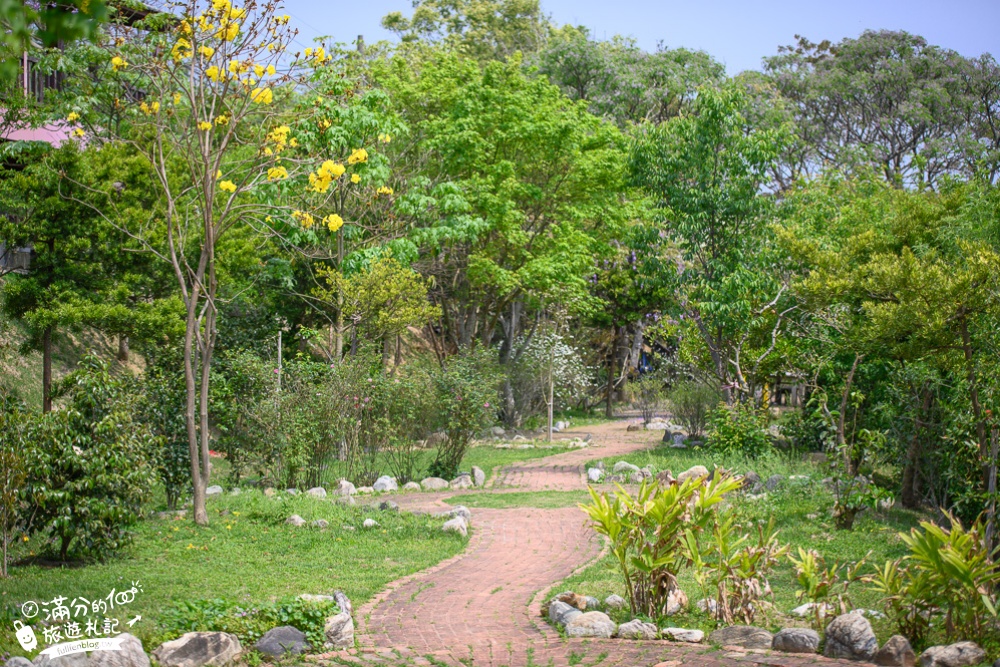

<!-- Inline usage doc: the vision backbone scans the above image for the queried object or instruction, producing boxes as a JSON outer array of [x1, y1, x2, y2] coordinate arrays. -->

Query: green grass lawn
[[444, 490, 590, 509], [563, 444, 930, 642], [0, 490, 465, 657], [459, 444, 571, 481]]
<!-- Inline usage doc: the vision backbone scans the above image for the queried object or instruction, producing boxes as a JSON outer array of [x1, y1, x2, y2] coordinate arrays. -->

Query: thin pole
[[277, 329, 282, 392]]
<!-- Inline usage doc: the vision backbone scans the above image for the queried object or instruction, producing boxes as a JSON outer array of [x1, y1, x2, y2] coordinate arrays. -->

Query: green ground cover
[[445, 490, 591, 509]]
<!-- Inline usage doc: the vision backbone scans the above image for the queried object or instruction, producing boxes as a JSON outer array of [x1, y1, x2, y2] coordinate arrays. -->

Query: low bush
[[705, 401, 772, 457], [666, 380, 719, 437], [628, 376, 664, 425]]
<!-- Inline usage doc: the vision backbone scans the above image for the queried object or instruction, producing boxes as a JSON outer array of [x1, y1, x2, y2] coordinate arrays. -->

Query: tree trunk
[[958, 313, 989, 489], [838, 353, 861, 476], [605, 326, 616, 418], [117, 335, 130, 363], [42, 326, 52, 413], [901, 385, 932, 509]]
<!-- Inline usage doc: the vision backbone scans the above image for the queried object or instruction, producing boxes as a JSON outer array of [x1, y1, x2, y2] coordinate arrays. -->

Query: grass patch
[[457, 444, 571, 482], [0, 490, 465, 657], [565, 444, 929, 639], [444, 490, 589, 509]]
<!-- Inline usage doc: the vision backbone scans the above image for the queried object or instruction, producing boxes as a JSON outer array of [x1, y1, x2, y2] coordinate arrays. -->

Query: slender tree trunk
[[958, 314, 989, 489], [42, 326, 52, 413], [839, 353, 861, 476], [117, 335, 129, 363], [901, 385, 932, 509], [605, 326, 616, 418], [382, 333, 392, 373], [335, 230, 344, 362], [985, 427, 998, 553]]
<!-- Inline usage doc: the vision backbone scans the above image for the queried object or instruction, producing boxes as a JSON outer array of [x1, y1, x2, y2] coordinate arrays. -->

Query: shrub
[[0, 394, 26, 577], [502, 330, 592, 427], [428, 350, 499, 479], [628, 376, 664, 425], [21, 357, 155, 561], [705, 401, 772, 457], [666, 380, 719, 437], [787, 547, 864, 629]]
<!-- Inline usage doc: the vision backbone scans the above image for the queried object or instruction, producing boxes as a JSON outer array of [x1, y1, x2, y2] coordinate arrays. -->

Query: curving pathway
[[311, 422, 864, 667]]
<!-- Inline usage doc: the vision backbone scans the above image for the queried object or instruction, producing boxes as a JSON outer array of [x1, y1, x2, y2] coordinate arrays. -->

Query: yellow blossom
[[253, 64, 265, 78], [289, 138, 298, 147], [218, 21, 239, 41], [72, 128, 85, 138], [214, 114, 229, 125], [198, 121, 213, 131], [219, 180, 237, 193], [308, 160, 346, 193], [347, 148, 368, 165], [266, 64, 276, 75], [378, 133, 392, 143], [197, 15, 214, 32], [291, 209, 315, 228], [173, 92, 182, 104], [178, 19, 192, 35], [324, 214, 344, 232], [267, 166, 288, 181], [228, 59, 246, 74], [274, 14, 290, 24], [205, 66, 223, 82], [377, 186, 394, 196], [212, 0, 230, 11], [304, 48, 313, 57], [140, 101, 160, 115], [66, 112, 80, 122], [111, 55, 128, 71], [171, 38, 191, 61], [251, 87, 273, 105], [351, 173, 360, 184], [198, 45, 215, 58]]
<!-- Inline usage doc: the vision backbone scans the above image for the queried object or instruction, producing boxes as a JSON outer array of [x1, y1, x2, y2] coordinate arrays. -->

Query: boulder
[[555, 420, 570, 431], [335, 496, 356, 506], [629, 471, 645, 484], [285, 514, 306, 527], [439, 505, 472, 523], [450, 475, 474, 489], [695, 598, 718, 616], [742, 471, 761, 490], [323, 612, 354, 649], [254, 626, 309, 657], [402, 481, 421, 491], [286, 488, 300, 496], [656, 470, 675, 485], [491, 426, 506, 437], [875, 636, 917, 667], [471, 466, 486, 487], [362, 518, 378, 528], [298, 594, 335, 603], [662, 628, 704, 643], [443, 516, 468, 536], [379, 500, 399, 512], [356, 486, 374, 494], [565, 611, 616, 638], [335, 480, 356, 496], [32, 654, 87, 667], [587, 468, 603, 483], [7, 658, 33, 667], [920, 643, 986, 667], [627, 423, 642, 432], [372, 476, 398, 492], [421, 477, 449, 491], [677, 465, 710, 484], [646, 421, 670, 430], [310, 519, 329, 528], [585, 596, 601, 610], [613, 461, 640, 474], [772, 628, 820, 654], [548, 600, 582, 626], [205, 485, 223, 496], [791, 602, 832, 618], [617, 619, 658, 640], [556, 592, 588, 610], [603, 594, 626, 610], [765, 474, 785, 491], [89, 634, 150, 667], [306, 487, 326, 498], [708, 625, 773, 650], [824, 612, 878, 661], [152, 632, 242, 667], [664, 588, 688, 616]]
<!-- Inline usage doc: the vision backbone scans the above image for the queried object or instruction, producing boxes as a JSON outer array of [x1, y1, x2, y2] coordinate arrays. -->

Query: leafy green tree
[[0, 0, 107, 80]]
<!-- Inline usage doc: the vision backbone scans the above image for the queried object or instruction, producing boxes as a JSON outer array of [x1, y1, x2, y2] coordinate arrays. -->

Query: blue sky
[[280, 0, 1000, 74]]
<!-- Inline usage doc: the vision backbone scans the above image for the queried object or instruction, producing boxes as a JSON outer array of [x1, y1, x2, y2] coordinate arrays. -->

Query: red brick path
[[311, 421, 867, 667]]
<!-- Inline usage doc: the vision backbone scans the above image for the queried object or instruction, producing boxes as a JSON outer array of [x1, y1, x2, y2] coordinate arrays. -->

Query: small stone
[[629, 471, 645, 484], [310, 519, 329, 528], [420, 477, 449, 490], [471, 466, 486, 487], [604, 594, 626, 610], [627, 423, 642, 431], [613, 461, 640, 474], [379, 500, 399, 512], [442, 516, 467, 536], [286, 488, 300, 496], [362, 518, 378, 528], [372, 476, 398, 492], [791, 602, 832, 618], [584, 596, 601, 610], [695, 598, 718, 615], [565, 611, 616, 638], [772, 628, 820, 654], [450, 474, 474, 489], [548, 600, 582, 626], [677, 465, 710, 484], [205, 485, 223, 496], [708, 625, 773, 650], [356, 486, 374, 494], [306, 487, 326, 498], [587, 468, 603, 483], [255, 626, 309, 657], [920, 643, 986, 667], [765, 474, 785, 491], [741, 471, 761, 490], [662, 628, 704, 643], [336, 496, 356, 506], [664, 588, 688, 616], [617, 619, 658, 640], [491, 426, 506, 437], [152, 632, 242, 667], [263, 488, 276, 497], [403, 481, 421, 492], [656, 470, 675, 485], [438, 505, 472, 523], [229, 488, 241, 496], [336, 480, 357, 496], [89, 633, 150, 667], [285, 514, 306, 527], [556, 592, 588, 610], [555, 420, 569, 431], [298, 594, 335, 603], [324, 612, 354, 649], [875, 635, 916, 667], [824, 612, 878, 661]]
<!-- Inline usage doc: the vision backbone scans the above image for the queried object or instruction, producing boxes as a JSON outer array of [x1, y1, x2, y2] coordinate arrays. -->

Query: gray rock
[[152, 632, 242, 667], [824, 612, 878, 661], [765, 474, 785, 491], [677, 465, 710, 484], [565, 611, 616, 638], [90, 635, 152, 667], [613, 461, 640, 474], [665, 588, 688, 616], [875, 636, 916, 667], [7, 657, 33, 667], [323, 612, 354, 649], [362, 518, 378, 528], [450, 474, 474, 489], [603, 594, 626, 610], [263, 488, 276, 497], [587, 468, 603, 483], [662, 628, 704, 643], [584, 596, 601, 610], [254, 626, 309, 657], [335, 480, 356, 496], [335, 496, 356, 506], [548, 600, 582, 626], [205, 485, 223, 496], [379, 500, 399, 512], [402, 481, 421, 492], [286, 488, 300, 496], [443, 516, 468, 536], [285, 514, 306, 527], [791, 602, 832, 618], [372, 476, 398, 492], [594, 460, 604, 470], [421, 477, 449, 491], [438, 505, 472, 523], [310, 519, 329, 528], [695, 598, 718, 615], [306, 487, 326, 498], [772, 628, 820, 654], [426, 431, 448, 446], [491, 426, 506, 437], [742, 471, 761, 490], [32, 653, 87, 667], [555, 420, 569, 431], [709, 625, 774, 650], [471, 466, 486, 487], [920, 643, 986, 667], [298, 594, 335, 603], [356, 486, 374, 494], [616, 619, 658, 640], [229, 488, 241, 496], [629, 471, 645, 484]]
